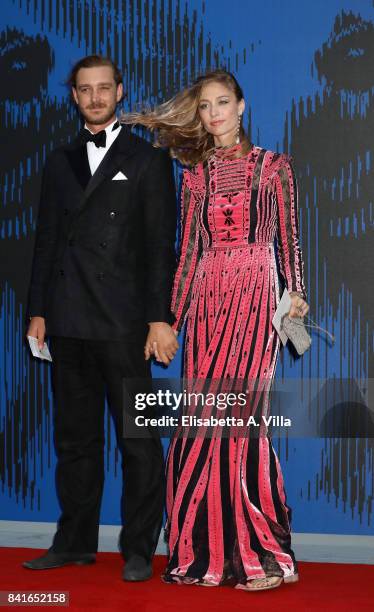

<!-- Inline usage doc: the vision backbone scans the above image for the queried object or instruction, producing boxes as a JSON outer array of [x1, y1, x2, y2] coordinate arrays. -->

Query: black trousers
[[49, 335, 165, 561]]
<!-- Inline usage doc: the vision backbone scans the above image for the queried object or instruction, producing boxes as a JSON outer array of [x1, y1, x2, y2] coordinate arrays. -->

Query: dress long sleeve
[[141, 149, 177, 324], [170, 170, 202, 332], [275, 155, 306, 299]]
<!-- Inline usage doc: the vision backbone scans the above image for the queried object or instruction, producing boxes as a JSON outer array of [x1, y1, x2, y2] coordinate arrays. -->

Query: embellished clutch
[[281, 315, 335, 356], [281, 316, 311, 355]]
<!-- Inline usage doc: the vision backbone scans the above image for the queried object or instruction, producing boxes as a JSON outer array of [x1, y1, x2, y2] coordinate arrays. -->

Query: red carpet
[[0, 548, 373, 611]]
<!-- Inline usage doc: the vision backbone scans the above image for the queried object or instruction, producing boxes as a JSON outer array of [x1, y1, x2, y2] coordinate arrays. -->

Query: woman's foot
[[198, 579, 219, 587], [245, 576, 283, 591], [237, 573, 299, 591]]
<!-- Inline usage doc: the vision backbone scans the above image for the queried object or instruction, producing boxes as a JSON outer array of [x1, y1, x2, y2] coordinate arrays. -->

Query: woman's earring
[[236, 114, 242, 144]]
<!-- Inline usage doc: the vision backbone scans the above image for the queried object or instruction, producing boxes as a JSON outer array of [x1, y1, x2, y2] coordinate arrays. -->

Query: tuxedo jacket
[[27, 126, 177, 339]]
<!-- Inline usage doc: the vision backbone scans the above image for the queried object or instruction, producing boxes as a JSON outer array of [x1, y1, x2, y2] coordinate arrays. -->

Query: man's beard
[[81, 103, 117, 126]]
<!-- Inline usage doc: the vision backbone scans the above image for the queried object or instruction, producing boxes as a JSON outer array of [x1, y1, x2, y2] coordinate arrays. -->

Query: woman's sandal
[[197, 560, 234, 587], [237, 573, 299, 591]]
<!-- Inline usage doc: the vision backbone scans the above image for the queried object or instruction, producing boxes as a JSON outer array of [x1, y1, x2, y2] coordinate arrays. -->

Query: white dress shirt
[[85, 118, 122, 175]]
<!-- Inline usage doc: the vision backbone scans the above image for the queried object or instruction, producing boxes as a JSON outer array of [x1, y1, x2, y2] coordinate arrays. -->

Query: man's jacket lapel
[[64, 138, 91, 191], [63, 127, 138, 230], [83, 134, 124, 201], [81, 128, 137, 204]]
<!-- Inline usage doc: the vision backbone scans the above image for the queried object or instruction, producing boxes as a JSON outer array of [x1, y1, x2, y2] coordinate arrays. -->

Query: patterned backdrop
[[0, 0, 373, 534]]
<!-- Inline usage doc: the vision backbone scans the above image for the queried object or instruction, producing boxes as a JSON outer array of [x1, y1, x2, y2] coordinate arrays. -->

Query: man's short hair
[[67, 55, 123, 88]]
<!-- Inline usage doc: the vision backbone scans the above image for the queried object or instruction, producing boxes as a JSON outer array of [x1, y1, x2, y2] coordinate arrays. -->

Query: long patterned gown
[[164, 144, 306, 587]]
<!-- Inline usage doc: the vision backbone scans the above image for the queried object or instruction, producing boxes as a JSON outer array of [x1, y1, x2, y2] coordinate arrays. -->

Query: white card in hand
[[272, 289, 291, 346], [27, 336, 52, 362]]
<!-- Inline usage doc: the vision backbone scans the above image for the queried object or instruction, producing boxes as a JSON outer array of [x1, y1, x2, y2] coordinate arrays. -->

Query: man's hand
[[27, 316, 46, 350], [145, 322, 179, 365]]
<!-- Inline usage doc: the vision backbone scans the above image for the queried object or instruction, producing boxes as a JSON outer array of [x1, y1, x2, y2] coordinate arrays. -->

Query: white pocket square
[[112, 171, 128, 181]]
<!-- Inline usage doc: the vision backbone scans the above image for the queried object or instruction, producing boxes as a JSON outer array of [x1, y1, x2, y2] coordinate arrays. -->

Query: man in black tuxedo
[[23, 55, 178, 580]]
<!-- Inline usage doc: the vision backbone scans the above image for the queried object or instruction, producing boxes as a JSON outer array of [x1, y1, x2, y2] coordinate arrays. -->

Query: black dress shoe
[[22, 551, 96, 570], [122, 555, 153, 581]]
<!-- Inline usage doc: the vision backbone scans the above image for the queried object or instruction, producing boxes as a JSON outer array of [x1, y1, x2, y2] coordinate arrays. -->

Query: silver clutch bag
[[281, 315, 335, 356], [281, 315, 311, 355]]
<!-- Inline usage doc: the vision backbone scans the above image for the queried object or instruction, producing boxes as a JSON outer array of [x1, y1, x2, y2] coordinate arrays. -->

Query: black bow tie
[[81, 121, 120, 148]]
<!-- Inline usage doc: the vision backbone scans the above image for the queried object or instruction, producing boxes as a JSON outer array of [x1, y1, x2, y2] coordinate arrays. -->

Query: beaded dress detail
[[164, 145, 306, 587]]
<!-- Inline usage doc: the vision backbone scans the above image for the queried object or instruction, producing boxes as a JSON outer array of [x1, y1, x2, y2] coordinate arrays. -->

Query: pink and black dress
[[164, 145, 306, 587]]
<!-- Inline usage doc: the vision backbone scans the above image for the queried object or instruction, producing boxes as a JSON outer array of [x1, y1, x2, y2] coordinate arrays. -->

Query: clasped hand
[[145, 322, 179, 365]]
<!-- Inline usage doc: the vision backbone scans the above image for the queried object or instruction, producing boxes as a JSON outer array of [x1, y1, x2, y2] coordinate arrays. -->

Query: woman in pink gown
[[125, 69, 309, 591]]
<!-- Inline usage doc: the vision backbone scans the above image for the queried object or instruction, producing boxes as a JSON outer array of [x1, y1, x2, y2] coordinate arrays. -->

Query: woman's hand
[[144, 322, 179, 365], [288, 292, 309, 318]]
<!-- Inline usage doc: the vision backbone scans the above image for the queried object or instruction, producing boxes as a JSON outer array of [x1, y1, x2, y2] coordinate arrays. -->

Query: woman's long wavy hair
[[120, 69, 251, 166]]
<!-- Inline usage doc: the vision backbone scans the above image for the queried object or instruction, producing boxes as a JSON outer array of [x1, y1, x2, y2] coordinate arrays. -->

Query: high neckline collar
[[212, 142, 243, 160]]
